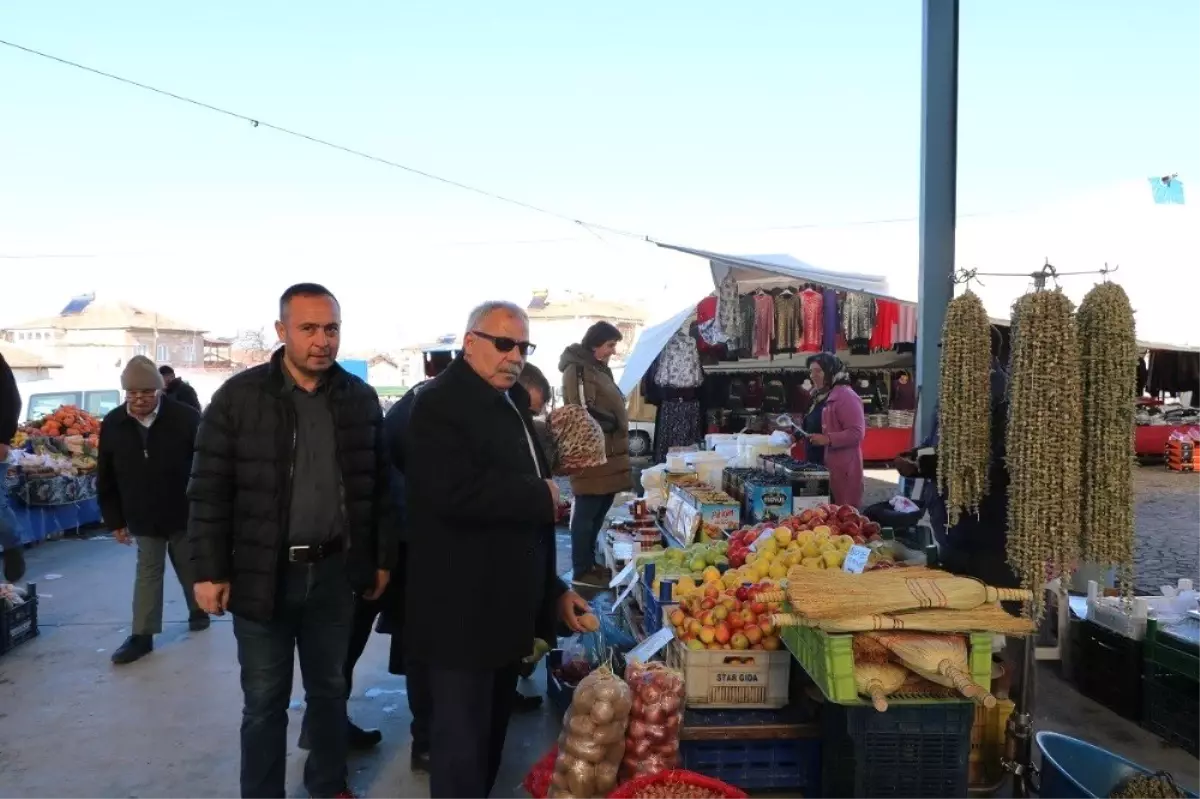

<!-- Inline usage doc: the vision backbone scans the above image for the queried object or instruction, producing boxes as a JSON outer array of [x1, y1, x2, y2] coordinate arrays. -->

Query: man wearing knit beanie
[[98, 354, 206, 665]]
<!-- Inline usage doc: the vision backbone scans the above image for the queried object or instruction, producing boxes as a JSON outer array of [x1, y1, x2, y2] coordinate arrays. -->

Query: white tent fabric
[[618, 303, 700, 395], [654, 243, 895, 299]]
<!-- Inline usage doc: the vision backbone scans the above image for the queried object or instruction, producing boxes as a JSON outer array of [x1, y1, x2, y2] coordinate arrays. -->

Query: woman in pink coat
[[805, 353, 866, 508]]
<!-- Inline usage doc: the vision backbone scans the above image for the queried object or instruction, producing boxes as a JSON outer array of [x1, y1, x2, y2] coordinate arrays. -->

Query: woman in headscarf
[[801, 352, 866, 507]]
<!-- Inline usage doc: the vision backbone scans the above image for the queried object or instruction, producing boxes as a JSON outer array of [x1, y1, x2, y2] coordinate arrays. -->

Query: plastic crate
[[664, 641, 791, 709], [0, 582, 38, 656], [1071, 619, 1144, 720], [679, 705, 821, 791], [640, 582, 678, 637], [780, 624, 993, 706], [821, 701, 974, 798], [1145, 618, 1200, 678], [1085, 579, 1196, 641], [1142, 666, 1199, 757], [969, 699, 1014, 788]]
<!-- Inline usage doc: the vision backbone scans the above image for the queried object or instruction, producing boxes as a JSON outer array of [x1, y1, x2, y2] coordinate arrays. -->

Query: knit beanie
[[121, 355, 164, 391]]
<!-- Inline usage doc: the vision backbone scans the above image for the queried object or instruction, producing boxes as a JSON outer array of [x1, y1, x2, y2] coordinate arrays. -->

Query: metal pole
[[915, 0, 960, 442]]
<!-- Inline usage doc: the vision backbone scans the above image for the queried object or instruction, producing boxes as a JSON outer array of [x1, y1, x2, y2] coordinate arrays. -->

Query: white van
[[18, 379, 123, 424]]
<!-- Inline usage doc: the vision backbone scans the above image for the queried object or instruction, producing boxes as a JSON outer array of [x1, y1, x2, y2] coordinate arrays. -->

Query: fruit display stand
[[4, 432, 103, 546]]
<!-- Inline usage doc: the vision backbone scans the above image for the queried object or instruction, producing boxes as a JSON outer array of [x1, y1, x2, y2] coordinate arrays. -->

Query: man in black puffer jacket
[[188, 283, 397, 799]]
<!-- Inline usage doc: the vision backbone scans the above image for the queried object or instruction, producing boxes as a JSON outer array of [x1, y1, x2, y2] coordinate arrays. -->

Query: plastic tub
[[1035, 731, 1198, 799]]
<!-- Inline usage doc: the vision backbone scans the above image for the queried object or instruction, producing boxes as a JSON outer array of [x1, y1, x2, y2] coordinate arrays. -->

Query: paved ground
[[1132, 466, 1200, 592], [0, 466, 1196, 797]]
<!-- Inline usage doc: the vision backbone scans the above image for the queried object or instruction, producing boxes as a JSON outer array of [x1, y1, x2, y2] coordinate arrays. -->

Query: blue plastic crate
[[822, 701, 974, 798], [641, 583, 672, 636], [681, 737, 822, 792]]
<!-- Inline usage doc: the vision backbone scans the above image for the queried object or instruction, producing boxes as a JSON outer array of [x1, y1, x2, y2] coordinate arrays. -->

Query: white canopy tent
[[616, 248, 901, 394]]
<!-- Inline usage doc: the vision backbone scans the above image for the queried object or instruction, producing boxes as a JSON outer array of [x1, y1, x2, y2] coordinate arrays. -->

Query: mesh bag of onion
[[621, 661, 686, 780], [549, 665, 633, 798], [606, 769, 748, 799]]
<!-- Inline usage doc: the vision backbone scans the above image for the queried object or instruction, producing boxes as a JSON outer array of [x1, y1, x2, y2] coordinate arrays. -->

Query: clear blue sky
[[1, 1, 1196, 348]]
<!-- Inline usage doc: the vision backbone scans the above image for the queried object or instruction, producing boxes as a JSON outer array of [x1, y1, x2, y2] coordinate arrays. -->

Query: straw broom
[[854, 662, 909, 712], [770, 603, 1035, 635], [867, 631, 997, 708], [782, 566, 1031, 619]]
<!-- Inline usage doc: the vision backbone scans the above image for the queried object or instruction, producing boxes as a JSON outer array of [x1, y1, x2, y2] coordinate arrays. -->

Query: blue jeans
[[0, 462, 20, 551], [233, 555, 356, 798], [570, 493, 615, 575]]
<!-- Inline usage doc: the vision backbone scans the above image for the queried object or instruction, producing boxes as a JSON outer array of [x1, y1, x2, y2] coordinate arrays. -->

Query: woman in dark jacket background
[[559, 321, 633, 588]]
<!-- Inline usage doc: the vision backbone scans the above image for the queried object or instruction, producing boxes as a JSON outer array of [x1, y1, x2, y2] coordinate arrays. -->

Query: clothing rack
[[953, 260, 1119, 290]]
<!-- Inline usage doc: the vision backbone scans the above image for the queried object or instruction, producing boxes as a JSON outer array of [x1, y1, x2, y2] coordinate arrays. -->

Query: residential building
[[0, 341, 61, 383], [525, 290, 647, 394], [1, 293, 207, 375]]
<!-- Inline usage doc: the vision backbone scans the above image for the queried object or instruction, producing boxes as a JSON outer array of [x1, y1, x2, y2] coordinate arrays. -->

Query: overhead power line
[[0, 38, 647, 240]]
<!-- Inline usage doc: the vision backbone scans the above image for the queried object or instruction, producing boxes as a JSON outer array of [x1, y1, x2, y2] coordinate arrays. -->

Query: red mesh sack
[[607, 769, 748, 798]]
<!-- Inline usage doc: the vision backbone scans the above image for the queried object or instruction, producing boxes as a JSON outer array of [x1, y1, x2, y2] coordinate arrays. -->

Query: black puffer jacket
[[97, 399, 200, 537], [187, 348, 398, 622]]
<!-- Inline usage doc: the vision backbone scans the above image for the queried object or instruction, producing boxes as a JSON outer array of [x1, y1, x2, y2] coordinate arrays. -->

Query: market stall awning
[[654, 243, 897, 300]]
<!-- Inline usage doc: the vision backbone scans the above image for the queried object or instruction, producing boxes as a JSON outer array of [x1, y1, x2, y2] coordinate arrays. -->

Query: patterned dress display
[[798, 288, 823, 353], [752, 292, 775, 358], [773, 292, 800, 353]]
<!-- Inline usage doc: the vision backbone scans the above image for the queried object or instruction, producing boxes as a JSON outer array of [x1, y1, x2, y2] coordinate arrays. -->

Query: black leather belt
[[287, 538, 344, 563]]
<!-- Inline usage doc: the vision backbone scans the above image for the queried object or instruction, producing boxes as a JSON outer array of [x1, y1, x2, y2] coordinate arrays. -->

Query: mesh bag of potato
[[621, 661, 686, 780], [549, 665, 632, 798]]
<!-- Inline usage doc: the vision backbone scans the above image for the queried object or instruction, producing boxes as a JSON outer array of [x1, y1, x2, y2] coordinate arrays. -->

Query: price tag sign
[[676, 503, 700, 544], [627, 626, 675, 663], [614, 578, 638, 609], [609, 560, 637, 589], [749, 528, 776, 552], [843, 544, 872, 574]]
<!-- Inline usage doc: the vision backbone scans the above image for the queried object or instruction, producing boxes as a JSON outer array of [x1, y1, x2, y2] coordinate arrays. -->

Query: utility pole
[[915, 0, 960, 442]]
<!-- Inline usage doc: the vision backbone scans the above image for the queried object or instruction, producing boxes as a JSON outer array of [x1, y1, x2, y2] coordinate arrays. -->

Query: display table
[[862, 427, 915, 463], [1134, 424, 1192, 457], [790, 426, 914, 464], [4, 496, 103, 546]]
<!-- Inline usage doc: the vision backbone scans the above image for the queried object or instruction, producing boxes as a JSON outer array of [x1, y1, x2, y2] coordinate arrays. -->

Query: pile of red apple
[[669, 583, 784, 652], [725, 503, 883, 568]]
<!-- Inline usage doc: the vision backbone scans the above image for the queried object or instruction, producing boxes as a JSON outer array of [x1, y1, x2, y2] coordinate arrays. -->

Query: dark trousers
[[569, 493, 615, 575], [233, 557, 355, 799], [301, 593, 435, 753], [428, 664, 520, 798]]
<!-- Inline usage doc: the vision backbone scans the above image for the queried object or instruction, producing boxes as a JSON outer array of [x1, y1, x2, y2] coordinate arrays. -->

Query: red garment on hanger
[[695, 295, 721, 353], [870, 300, 899, 352], [799, 289, 823, 352]]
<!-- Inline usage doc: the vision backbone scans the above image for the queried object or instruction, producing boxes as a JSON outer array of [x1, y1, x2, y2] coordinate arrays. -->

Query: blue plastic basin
[[1036, 731, 1197, 798]]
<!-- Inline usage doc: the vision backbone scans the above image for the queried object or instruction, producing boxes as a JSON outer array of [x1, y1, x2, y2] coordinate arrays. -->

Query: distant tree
[[233, 327, 275, 365]]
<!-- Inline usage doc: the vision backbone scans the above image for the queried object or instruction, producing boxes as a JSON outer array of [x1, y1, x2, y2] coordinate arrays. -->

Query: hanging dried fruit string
[[1005, 289, 1084, 620], [936, 291, 994, 526], [1077, 282, 1138, 602]]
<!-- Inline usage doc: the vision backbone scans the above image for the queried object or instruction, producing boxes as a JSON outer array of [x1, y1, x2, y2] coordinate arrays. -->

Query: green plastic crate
[[780, 623, 993, 706], [1145, 618, 1200, 679]]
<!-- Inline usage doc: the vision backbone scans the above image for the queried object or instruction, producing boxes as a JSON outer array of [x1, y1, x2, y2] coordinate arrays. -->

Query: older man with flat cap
[[98, 355, 206, 664]]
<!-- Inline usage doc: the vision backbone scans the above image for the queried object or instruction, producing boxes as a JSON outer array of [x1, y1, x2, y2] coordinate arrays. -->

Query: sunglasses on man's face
[[471, 330, 536, 357]]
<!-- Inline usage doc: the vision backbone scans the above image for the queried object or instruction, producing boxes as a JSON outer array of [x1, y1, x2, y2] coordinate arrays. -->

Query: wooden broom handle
[[985, 587, 1034, 603], [938, 660, 997, 708], [866, 679, 889, 712]]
